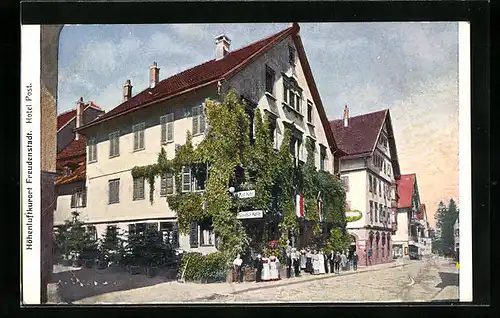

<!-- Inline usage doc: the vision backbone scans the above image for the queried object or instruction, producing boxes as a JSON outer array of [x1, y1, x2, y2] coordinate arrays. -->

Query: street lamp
[[228, 187, 235, 194]]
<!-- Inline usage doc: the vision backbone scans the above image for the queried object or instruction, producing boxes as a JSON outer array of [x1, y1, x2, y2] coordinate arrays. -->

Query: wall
[[393, 208, 409, 243], [57, 107, 104, 153], [226, 35, 334, 173], [344, 169, 367, 229], [54, 180, 86, 225], [40, 24, 63, 304]]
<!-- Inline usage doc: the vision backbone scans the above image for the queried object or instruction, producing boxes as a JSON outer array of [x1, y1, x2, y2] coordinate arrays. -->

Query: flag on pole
[[296, 193, 304, 217]]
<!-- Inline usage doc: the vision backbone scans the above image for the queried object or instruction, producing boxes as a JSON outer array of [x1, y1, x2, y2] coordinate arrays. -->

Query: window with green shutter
[[133, 177, 145, 200], [109, 131, 120, 158], [160, 113, 174, 144], [133, 123, 145, 151]]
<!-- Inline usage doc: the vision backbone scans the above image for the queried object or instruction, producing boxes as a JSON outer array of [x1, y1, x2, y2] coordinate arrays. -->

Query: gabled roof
[[330, 108, 400, 177], [330, 109, 387, 156], [78, 25, 295, 130], [56, 136, 87, 186], [57, 101, 103, 131], [76, 23, 339, 152], [57, 136, 87, 161], [397, 173, 416, 208]]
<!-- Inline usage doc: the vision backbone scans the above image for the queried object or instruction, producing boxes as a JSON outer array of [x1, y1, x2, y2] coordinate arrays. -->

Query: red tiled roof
[[79, 25, 296, 129], [329, 109, 388, 156], [57, 102, 103, 131], [57, 136, 87, 160], [55, 162, 86, 185], [397, 173, 416, 208]]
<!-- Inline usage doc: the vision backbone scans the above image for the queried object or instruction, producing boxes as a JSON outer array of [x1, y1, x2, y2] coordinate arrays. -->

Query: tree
[[433, 199, 459, 255]]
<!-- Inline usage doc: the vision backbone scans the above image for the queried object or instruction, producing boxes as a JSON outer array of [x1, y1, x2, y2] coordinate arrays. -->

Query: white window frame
[[265, 65, 275, 95], [182, 166, 192, 193], [88, 138, 97, 163], [160, 113, 174, 144], [70, 187, 87, 208], [133, 176, 145, 201], [109, 131, 120, 158], [307, 100, 314, 124], [133, 122, 145, 152]]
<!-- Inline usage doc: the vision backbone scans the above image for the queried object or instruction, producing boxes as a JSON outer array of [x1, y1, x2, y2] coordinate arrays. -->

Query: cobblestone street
[[64, 256, 458, 304]]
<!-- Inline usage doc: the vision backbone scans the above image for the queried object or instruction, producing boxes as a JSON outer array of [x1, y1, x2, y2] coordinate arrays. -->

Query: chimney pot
[[149, 62, 160, 89], [215, 34, 231, 60], [343, 104, 349, 128], [75, 97, 85, 140], [123, 79, 133, 102]]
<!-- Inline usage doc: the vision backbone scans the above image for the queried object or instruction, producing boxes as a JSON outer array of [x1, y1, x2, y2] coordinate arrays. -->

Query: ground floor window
[[200, 220, 215, 246], [159, 221, 179, 247], [128, 222, 156, 236], [85, 225, 97, 241]]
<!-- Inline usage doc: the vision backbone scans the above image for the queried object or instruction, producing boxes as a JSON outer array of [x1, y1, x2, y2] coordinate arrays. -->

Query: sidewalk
[[193, 260, 408, 300]]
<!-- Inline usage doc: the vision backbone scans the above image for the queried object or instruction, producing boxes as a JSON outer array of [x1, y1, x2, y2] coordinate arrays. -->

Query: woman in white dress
[[269, 255, 280, 280], [312, 250, 320, 275], [318, 251, 326, 274], [261, 255, 271, 281]]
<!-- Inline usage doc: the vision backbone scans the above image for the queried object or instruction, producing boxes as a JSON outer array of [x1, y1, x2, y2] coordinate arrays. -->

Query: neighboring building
[[40, 24, 63, 304], [454, 217, 459, 258], [57, 99, 104, 153], [72, 23, 341, 254], [54, 98, 104, 232], [330, 107, 401, 266], [416, 203, 432, 256], [393, 173, 428, 258]]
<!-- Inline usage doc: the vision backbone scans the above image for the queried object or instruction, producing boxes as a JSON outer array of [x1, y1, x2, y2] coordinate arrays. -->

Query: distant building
[[330, 107, 401, 266], [393, 173, 431, 258]]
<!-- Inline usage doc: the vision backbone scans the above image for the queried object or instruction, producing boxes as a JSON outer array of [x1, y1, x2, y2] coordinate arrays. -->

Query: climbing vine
[[130, 88, 347, 261]]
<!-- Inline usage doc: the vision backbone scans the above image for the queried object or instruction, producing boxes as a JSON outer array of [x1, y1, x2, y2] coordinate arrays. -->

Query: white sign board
[[236, 210, 263, 219], [235, 190, 255, 199]]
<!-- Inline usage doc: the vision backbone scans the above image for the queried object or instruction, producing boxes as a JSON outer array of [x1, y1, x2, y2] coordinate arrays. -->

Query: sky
[[57, 22, 460, 228]]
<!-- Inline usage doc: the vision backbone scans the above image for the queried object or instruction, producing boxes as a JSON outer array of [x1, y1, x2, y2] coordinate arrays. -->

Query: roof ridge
[[329, 108, 389, 123], [154, 26, 293, 88]]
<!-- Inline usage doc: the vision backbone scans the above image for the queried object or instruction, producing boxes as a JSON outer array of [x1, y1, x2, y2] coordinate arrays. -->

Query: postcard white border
[[458, 21, 472, 302], [21, 24, 41, 304]]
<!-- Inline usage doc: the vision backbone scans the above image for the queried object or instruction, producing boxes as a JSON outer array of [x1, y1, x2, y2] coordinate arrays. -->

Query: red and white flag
[[296, 193, 304, 217]]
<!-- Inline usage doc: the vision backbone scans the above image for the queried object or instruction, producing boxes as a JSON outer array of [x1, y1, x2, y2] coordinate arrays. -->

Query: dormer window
[[64, 166, 71, 177]]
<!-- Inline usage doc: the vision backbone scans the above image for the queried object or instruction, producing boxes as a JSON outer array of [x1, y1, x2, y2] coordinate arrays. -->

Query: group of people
[[301, 248, 358, 275], [232, 244, 360, 283]]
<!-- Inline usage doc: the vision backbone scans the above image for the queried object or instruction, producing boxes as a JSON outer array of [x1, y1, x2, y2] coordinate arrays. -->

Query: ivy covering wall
[[131, 89, 347, 263]]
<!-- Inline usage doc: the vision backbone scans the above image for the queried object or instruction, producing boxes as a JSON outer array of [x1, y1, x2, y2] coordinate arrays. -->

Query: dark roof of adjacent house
[[57, 102, 103, 131], [329, 109, 388, 156], [76, 23, 339, 152], [397, 173, 416, 208], [55, 136, 87, 185]]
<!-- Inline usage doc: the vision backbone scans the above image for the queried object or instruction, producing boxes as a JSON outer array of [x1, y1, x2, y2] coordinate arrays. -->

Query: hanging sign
[[235, 190, 255, 199], [236, 210, 263, 219], [345, 210, 363, 222]]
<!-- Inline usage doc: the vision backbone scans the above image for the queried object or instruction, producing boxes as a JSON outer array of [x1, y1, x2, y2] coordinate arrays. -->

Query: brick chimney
[[215, 34, 231, 60], [343, 104, 349, 128], [123, 79, 132, 101], [149, 62, 160, 89], [75, 97, 84, 140]]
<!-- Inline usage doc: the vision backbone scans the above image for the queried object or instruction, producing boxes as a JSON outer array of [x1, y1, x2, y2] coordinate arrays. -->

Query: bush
[[179, 252, 228, 283], [121, 225, 175, 267]]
